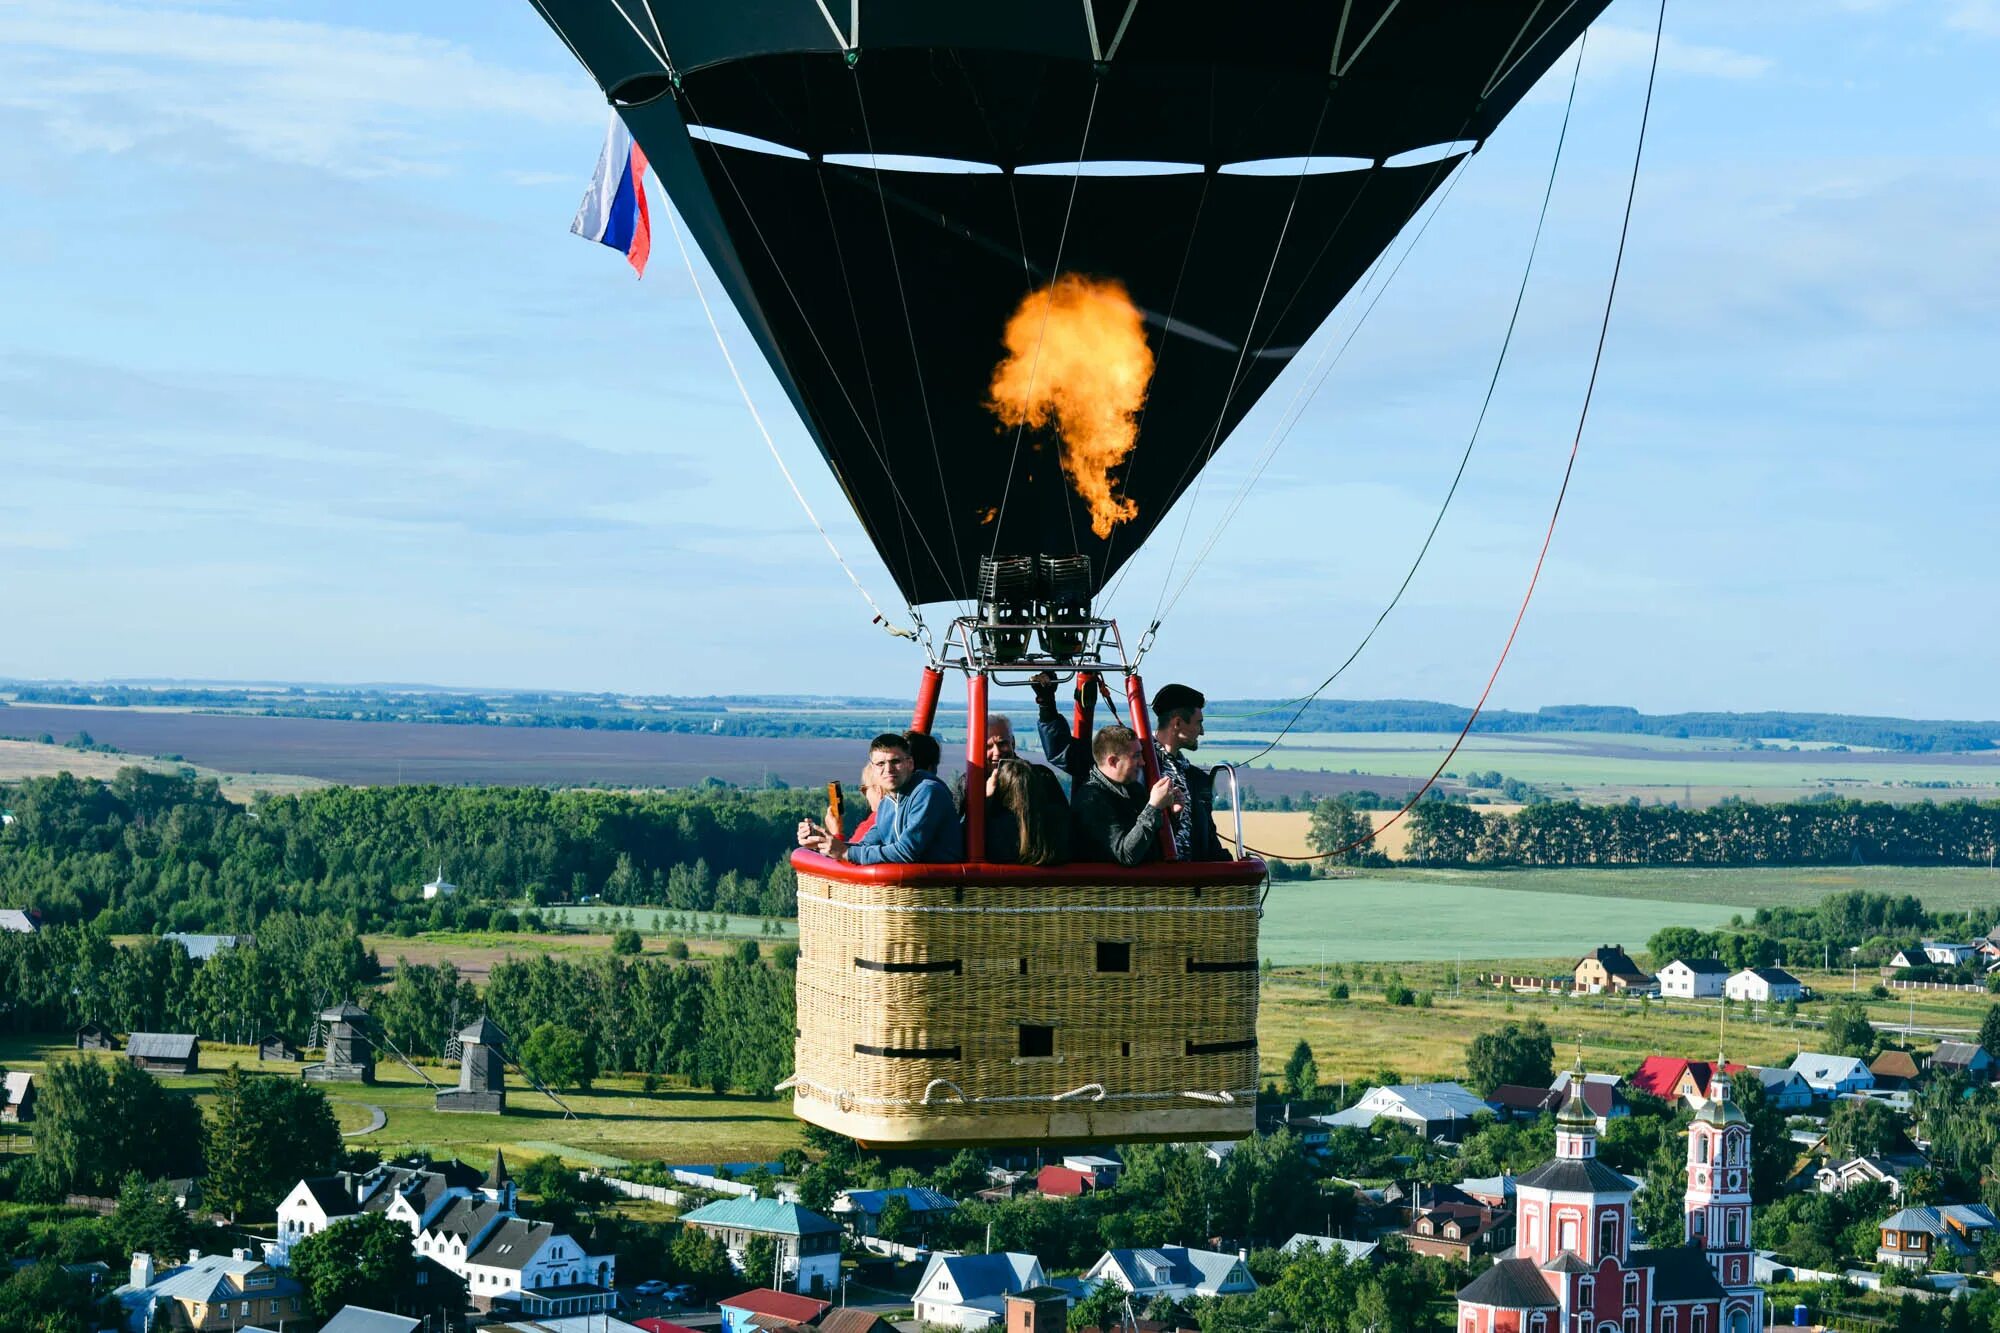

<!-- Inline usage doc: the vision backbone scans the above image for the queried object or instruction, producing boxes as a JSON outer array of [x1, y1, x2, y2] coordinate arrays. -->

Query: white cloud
[[1947, 0, 2000, 35], [0, 1, 596, 176]]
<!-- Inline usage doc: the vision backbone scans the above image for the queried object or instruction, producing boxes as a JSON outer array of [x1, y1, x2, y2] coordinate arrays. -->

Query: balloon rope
[[1221, 27, 1589, 732], [1244, 0, 1666, 865], [661, 197, 915, 640]]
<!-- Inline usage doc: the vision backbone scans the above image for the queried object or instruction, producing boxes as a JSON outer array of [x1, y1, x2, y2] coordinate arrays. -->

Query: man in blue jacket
[[798, 733, 963, 864]]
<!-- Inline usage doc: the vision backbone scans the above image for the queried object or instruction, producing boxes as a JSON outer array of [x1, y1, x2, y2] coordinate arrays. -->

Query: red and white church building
[[1456, 1062, 1763, 1333]]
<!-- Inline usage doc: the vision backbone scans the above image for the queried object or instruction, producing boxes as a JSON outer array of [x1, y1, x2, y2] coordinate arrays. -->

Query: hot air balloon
[[525, 0, 1615, 1147]]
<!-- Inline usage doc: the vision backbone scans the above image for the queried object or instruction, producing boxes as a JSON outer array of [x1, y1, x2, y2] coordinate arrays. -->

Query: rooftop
[[719, 1288, 833, 1323], [683, 1197, 841, 1236], [124, 1032, 198, 1060]]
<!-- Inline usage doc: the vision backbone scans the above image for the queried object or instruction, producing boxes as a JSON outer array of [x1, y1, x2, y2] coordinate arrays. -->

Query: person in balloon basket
[[798, 733, 962, 864], [976, 757, 1072, 866], [1072, 725, 1177, 866], [948, 711, 1024, 811], [1033, 676, 1227, 861]]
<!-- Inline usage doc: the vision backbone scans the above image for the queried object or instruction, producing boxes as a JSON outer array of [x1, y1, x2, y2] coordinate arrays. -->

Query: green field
[[0, 1037, 800, 1167], [1259, 876, 1739, 964], [1390, 864, 2000, 912], [1202, 729, 2000, 805]]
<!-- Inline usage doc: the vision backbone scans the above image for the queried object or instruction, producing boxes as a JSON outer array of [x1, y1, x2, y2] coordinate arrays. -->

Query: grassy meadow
[[0, 1036, 801, 1168], [1256, 962, 1994, 1088]]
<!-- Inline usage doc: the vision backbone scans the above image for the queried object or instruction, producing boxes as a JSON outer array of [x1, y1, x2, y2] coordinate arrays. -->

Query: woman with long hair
[[981, 757, 1070, 866]]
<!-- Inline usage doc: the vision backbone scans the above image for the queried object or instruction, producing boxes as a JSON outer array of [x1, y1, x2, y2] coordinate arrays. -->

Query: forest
[[1397, 793, 2000, 867], [0, 768, 810, 931]]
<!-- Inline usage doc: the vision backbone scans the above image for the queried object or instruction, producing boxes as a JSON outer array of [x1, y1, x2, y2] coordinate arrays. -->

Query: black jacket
[[1071, 767, 1164, 866]]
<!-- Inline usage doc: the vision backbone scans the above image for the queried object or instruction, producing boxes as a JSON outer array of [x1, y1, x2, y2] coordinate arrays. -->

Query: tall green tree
[[31, 1057, 202, 1196], [1281, 1040, 1317, 1100], [111, 1171, 191, 1261], [1823, 1000, 1877, 1057], [204, 1065, 342, 1219], [290, 1213, 417, 1315], [519, 1022, 597, 1092], [1465, 1021, 1556, 1097], [1979, 1004, 2000, 1056]]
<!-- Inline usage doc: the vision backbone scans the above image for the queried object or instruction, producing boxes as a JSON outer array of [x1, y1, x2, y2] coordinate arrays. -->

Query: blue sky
[[3, 0, 1997, 716]]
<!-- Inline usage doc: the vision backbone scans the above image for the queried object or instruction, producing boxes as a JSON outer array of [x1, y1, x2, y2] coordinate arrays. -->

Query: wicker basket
[[790, 851, 1263, 1146]]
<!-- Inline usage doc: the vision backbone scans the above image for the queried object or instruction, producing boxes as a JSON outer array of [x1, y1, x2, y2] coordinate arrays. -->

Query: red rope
[[1251, 0, 1667, 866]]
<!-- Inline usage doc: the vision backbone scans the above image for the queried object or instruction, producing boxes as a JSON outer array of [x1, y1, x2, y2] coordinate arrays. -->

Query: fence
[[1887, 978, 1987, 994]]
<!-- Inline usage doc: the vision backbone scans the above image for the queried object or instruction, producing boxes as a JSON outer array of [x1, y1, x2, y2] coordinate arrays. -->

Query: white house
[[911, 1252, 1049, 1328], [1789, 1053, 1875, 1098], [1082, 1247, 1258, 1303], [275, 1156, 612, 1312], [423, 868, 458, 900], [1816, 1156, 1918, 1201], [1725, 966, 1804, 1003], [1657, 959, 1730, 999], [1323, 1082, 1491, 1140], [1280, 1234, 1379, 1265]]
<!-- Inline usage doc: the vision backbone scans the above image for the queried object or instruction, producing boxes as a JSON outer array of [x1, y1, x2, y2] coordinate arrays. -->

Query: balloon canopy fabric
[[529, 0, 1613, 605]]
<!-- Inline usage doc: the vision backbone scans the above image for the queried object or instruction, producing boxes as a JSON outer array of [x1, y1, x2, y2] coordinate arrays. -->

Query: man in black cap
[[1030, 672, 1227, 861]]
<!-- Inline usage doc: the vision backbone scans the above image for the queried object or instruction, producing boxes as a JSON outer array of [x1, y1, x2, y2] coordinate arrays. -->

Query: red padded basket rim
[[791, 848, 1267, 888]]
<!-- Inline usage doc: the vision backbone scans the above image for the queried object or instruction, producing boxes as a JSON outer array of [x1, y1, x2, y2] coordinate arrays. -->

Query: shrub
[[1384, 983, 1414, 1007]]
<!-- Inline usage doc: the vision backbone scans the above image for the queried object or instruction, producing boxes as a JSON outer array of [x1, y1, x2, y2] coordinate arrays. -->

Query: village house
[[258, 1034, 302, 1063], [1657, 959, 1730, 999], [114, 1249, 305, 1332], [1454, 1067, 1762, 1333], [678, 1197, 842, 1295], [125, 1032, 200, 1076], [423, 868, 458, 900], [912, 1253, 1049, 1329], [1280, 1235, 1381, 1265], [1930, 1041, 1996, 1082], [276, 1154, 614, 1314], [1487, 1085, 1561, 1121], [1573, 946, 1654, 995], [1788, 1053, 1874, 1099], [1548, 1069, 1631, 1130], [1723, 967, 1803, 1004], [718, 1288, 831, 1333], [1876, 1204, 1999, 1269], [1867, 1050, 1923, 1091], [1, 1071, 33, 1124], [1628, 1057, 1743, 1108], [1035, 1165, 1098, 1197], [1816, 1156, 1920, 1201], [1082, 1247, 1257, 1304], [1402, 1183, 1514, 1263], [162, 932, 248, 961], [76, 1021, 114, 1051], [1326, 1081, 1491, 1141], [1741, 1066, 1814, 1111], [1889, 941, 1975, 968], [319, 1310, 421, 1333], [831, 1187, 958, 1239], [1061, 1155, 1123, 1186]]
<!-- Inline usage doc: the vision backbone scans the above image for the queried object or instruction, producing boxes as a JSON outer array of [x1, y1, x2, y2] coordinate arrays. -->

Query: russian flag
[[571, 112, 651, 277]]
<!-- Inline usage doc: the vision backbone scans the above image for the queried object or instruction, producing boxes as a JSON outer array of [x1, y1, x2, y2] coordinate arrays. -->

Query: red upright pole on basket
[[1126, 672, 1177, 861], [911, 666, 944, 733], [1073, 674, 1097, 752], [965, 672, 988, 862]]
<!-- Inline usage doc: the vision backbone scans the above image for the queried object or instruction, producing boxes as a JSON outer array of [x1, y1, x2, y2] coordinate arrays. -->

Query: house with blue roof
[[832, 1187, 959, 1239], [1081, 1247, 1257, 1303], [679, 1197, 842, 1295], [911, 1252, 1051, 1329]]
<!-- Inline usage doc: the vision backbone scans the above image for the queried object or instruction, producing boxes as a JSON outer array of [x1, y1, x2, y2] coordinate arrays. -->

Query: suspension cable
[[1216, 29, 1590, 732], [661, 196, 914, 639], [1251, 0, 1666, 864]]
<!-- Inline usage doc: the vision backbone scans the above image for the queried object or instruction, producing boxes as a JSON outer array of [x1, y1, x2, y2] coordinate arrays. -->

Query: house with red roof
[[1628, 1057, 1744, 1108], [719, 1288, 831, 1333], [1036, 1166, 1095, 1197]]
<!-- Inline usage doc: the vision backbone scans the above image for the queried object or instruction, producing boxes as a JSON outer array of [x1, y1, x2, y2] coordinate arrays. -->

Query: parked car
[[663, 1283, 698, 1303], [635, 1280, 669, 1296]]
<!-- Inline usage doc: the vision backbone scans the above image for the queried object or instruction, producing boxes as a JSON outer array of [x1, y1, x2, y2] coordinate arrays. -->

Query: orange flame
[[986, 275, 1154, 539]]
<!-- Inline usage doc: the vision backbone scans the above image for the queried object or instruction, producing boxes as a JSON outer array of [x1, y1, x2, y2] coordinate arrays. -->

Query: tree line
[[0, 767, 812, 932], [1397, 794, 2000, 867]]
